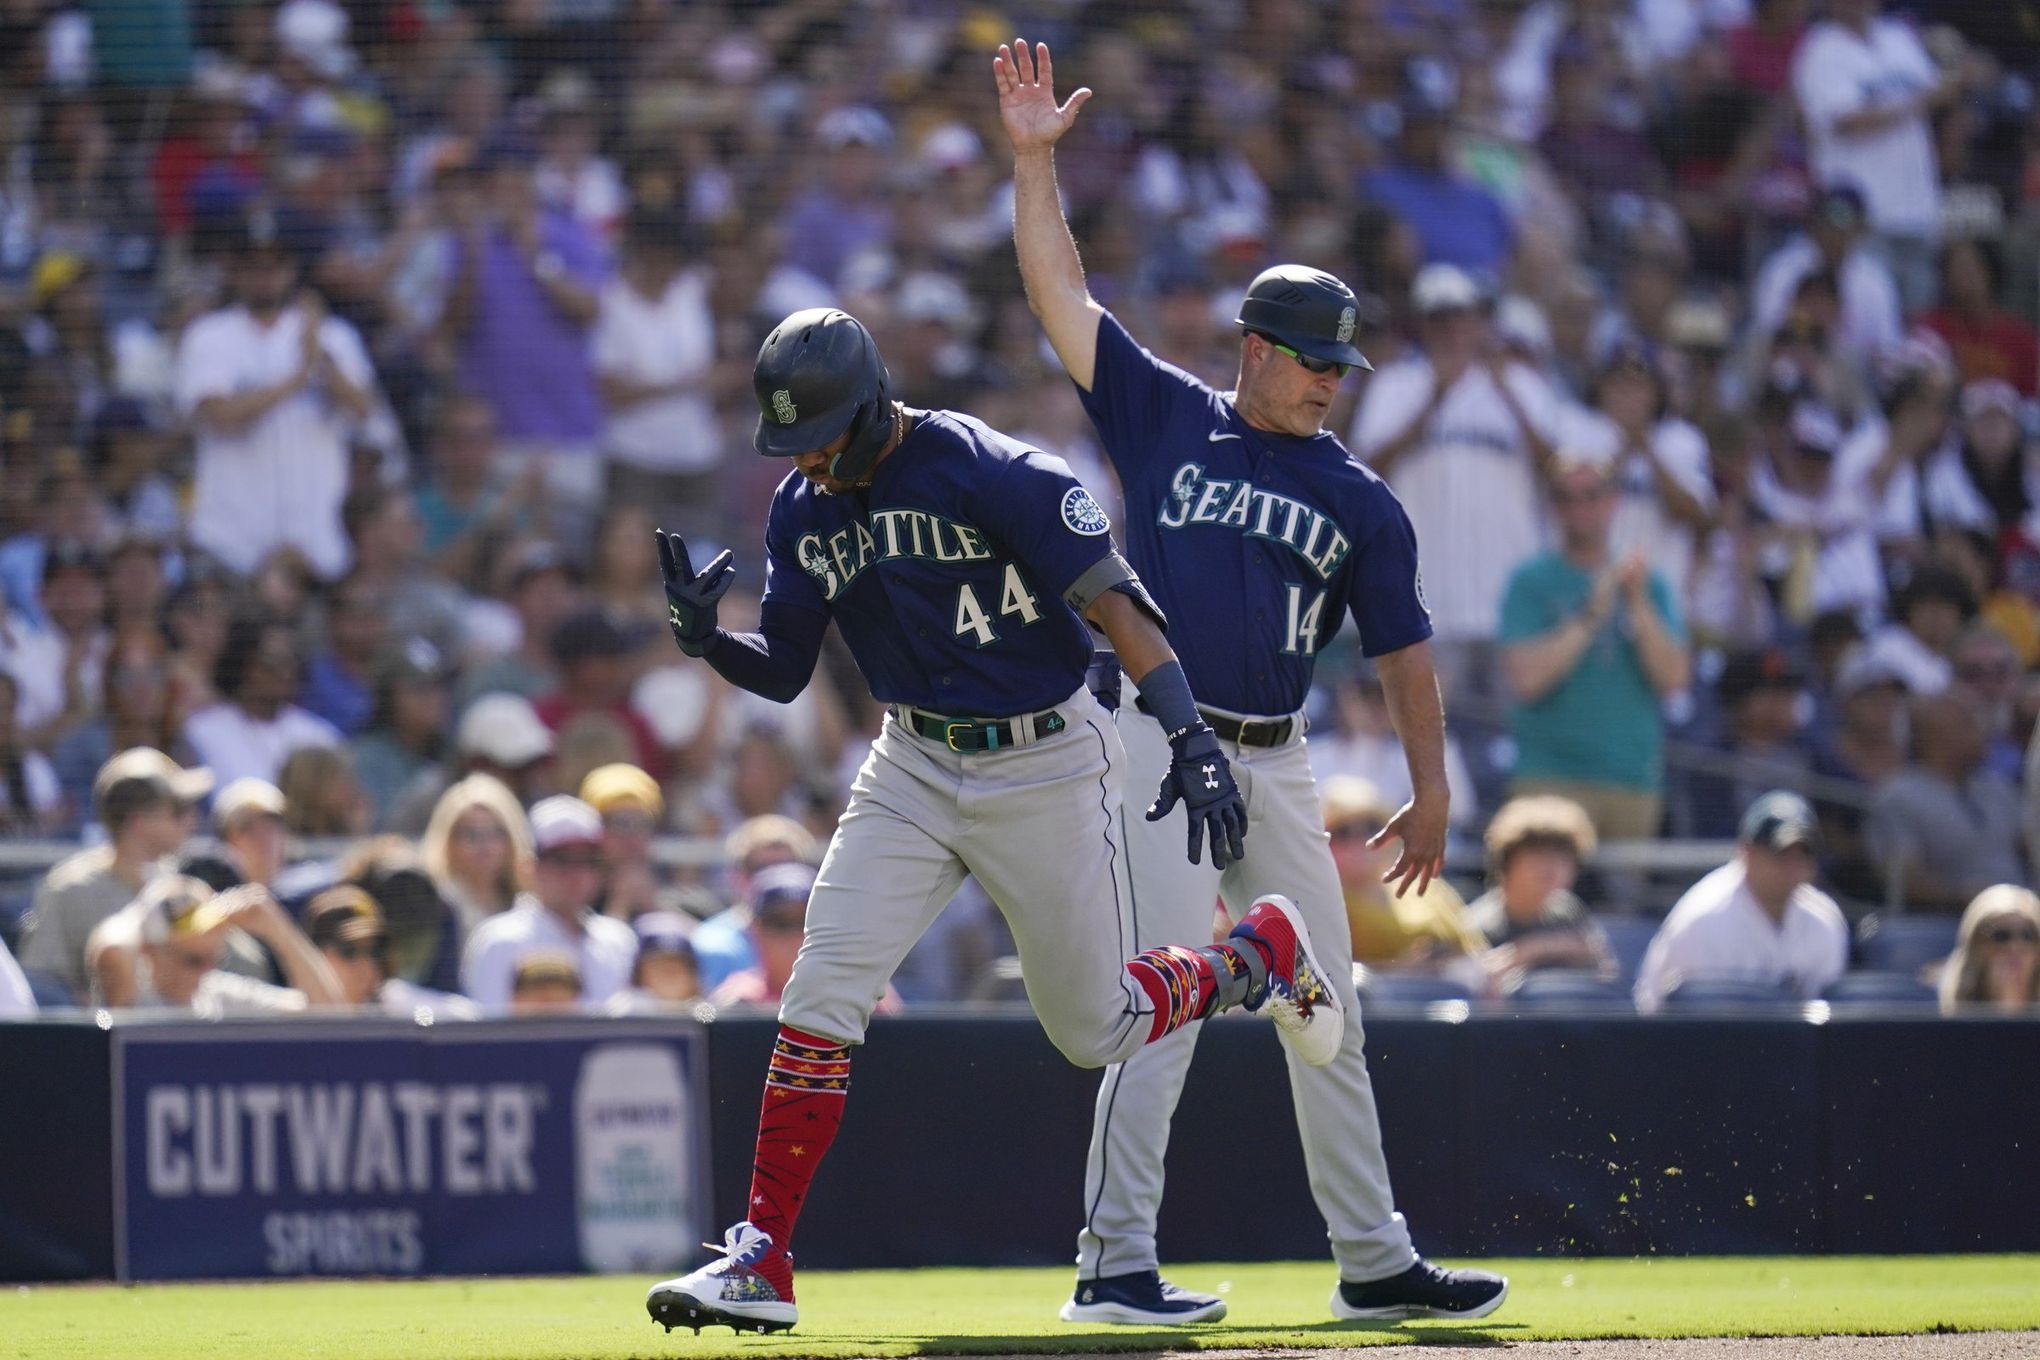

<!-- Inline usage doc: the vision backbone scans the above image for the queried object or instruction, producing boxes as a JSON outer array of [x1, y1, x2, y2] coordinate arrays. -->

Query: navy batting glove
[[656, 528, 735, 657], [1147, 722, 1248, 869]]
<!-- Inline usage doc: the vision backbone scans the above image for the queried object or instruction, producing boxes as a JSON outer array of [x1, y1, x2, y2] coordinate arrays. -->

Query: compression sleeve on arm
[[1133, 658, 1201, 739], [701, 601, 829, 704]]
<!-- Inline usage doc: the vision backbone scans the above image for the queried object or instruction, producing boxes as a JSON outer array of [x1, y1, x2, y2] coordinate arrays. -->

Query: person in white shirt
[[0, 932, 36, 1016], [460, 795, 637, 1009], [174, 216, 377, 581], [1352, 263, 1561, 711], [592, 206, 721, 540], [1791, 0, 1955, 311], [182, 613, 343, 786], [1559, 341, 1715, 609], [97, 875, 346, 1015], [1633, 791, 1849, 1013], [1749, 185, 1904, 371]]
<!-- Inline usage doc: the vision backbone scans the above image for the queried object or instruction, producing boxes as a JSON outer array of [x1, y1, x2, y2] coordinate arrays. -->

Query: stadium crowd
[[0, 0, 2038, 1019]]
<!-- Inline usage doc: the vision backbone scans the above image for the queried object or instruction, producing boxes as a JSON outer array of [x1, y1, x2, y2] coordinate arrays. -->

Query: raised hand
[[994, 38, 1092, 153], [656, 527, 735, 657]]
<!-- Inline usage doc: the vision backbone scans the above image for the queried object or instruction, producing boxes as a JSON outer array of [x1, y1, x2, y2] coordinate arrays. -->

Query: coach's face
[[1238, 332, 1344, 438]]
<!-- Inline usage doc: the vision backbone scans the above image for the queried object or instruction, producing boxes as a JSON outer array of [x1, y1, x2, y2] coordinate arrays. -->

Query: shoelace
[[700, 1223, 772, 1269]]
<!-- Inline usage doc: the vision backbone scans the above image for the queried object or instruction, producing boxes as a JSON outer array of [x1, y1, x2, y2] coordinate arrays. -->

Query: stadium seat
[[1822, 971, 1939, 1013], [1658, 978, 1800, 1013], [1357, 972, 1473, 1010], [1855, 914, 1958, 975], [1500, 969, 1635, 1013], [1596, 916, 1659, 985]]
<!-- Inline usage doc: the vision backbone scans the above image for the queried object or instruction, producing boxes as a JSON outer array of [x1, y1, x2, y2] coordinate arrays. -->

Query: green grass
[[6, 1256, 2039, 1360]]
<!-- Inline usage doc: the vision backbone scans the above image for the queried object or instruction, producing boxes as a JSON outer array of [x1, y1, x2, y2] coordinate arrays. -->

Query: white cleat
[[1231, 894, 1345, 1067], [645, 1221, 798, 1335]]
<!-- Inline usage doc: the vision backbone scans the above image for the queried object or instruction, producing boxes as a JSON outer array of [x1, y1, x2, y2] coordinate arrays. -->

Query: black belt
[[896, 705, 1068, 753], [1136, 697, 1299, 748]]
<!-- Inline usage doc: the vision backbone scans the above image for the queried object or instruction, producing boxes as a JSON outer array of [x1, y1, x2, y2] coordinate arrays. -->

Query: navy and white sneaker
[[1331, 1258, 1509, 1321], [646, 1221, 798, 1334], [1060, 1270, 1227, 1325]]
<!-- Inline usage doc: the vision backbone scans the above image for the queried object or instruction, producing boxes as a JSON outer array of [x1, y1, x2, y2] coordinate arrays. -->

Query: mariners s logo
[[772, 389, 798, 425], [1061, 486, 1110, 536], [1336, 305, 1357, 345]]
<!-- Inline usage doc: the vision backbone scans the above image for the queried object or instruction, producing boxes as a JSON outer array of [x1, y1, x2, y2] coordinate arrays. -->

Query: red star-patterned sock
[[1126, 943, 1255, 1043], [743, 1026, 850, 1301]]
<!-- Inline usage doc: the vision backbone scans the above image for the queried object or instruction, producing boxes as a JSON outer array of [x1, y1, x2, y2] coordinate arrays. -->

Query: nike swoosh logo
[[1208, 430, 1241, 442]]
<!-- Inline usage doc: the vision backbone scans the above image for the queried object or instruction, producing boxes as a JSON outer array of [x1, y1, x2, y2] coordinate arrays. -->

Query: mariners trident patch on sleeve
[[1061, 486, 1111, 536]]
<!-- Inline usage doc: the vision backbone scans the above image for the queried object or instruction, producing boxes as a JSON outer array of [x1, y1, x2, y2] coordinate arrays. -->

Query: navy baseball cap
[[1739, 791, 1819, 853]]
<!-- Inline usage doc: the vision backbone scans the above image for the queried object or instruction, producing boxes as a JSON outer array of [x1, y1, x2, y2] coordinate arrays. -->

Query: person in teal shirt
[[1497, 459, 1692, 840]]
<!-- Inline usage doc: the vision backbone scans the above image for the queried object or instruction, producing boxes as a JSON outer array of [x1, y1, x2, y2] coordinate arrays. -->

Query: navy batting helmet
[[1235, 265, 1373, 372], [752, 308, 894, 481]]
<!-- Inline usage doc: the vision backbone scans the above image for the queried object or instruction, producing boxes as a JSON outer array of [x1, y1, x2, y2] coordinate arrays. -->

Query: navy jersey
[[1076, 312, 1431, 714], [761, 407, 1132, 716]]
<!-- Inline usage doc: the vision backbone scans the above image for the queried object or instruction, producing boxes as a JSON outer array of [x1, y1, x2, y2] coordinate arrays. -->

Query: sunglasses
[[453, 823, 508, 845], [1263, 336, 1354, 380], [541, 851, 603, 870], [329, 940, 386, 962], [1983, 923, 2040, 947]]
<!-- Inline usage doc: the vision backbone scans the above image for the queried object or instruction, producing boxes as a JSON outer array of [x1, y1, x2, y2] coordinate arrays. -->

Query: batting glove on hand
[[656, 528, 735, 657], [1147, 722, 1248, 869]]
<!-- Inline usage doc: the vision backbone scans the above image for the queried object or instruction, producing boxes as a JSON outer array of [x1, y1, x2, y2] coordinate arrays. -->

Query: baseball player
[[997, 39, 1509, 1324], [644, 307, 1343, 1335]]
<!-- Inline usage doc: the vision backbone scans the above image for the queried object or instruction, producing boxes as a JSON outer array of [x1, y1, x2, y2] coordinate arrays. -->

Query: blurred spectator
[[162, 573, 231, 718], [446, 139, 607, 528], [91, 877, 343, 1013], [335, 838, 462, 994], [1864, 565, 1972, 696], [1322, 776, 1485, 974], [1360, 82, 1514, 275], [277, 744, 371, 838], [174, 217, 374, 580], [592, 206, 721, 538], [1813, 644, 1912, 897], [1919, 241, 2039, 395], [710, 861, 894, 1011], [1354, 264, 1561, 711], [1749, 396, 1906, 620], [184, 778, 288, 893], [690, 813, 819, 989], [415, 394, 544, 586], [16, 748, 208, 1000], [1937, 884, 2040, 1013], [779, 107, 894, 290], [304, 884, 477, 1018], [580, 762, 667, 920], [536, 609, 665, 778], [1952, 625, 2026, 781], [1499, 458, 1691, 839], [1750, 185, 1902, 370], [341, 485, 471, 659], [457, 541, 576, 708], [50, 634, 184, 834], [533, 74, 625, 237], [1562, 341, 1715, 606], [1791, 0, 1951, 310], [297, 573, 388, 736], [1634, 791, 1849, 1012], [1690, 649, 1813, 838], [183, 612, 343, 786], [460, 794, 635, 1009], [585, 505, 667, 637], [35, 541, 111, 749], [0, 672, 63, 835], [1466, 794, 1615, 981], [0, 933, 33, 1016], [391, 691, 556, 835], [349, 639, 451, 826], [606, 910, 701, 1014], [420, 773, 533, 939], [1913, 381, 2031, 543], [509, 953, 583, 1013], [1307, 668, 1477, 829], [93, 410, 180, 546], [1868, 690, 2027, 911]]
